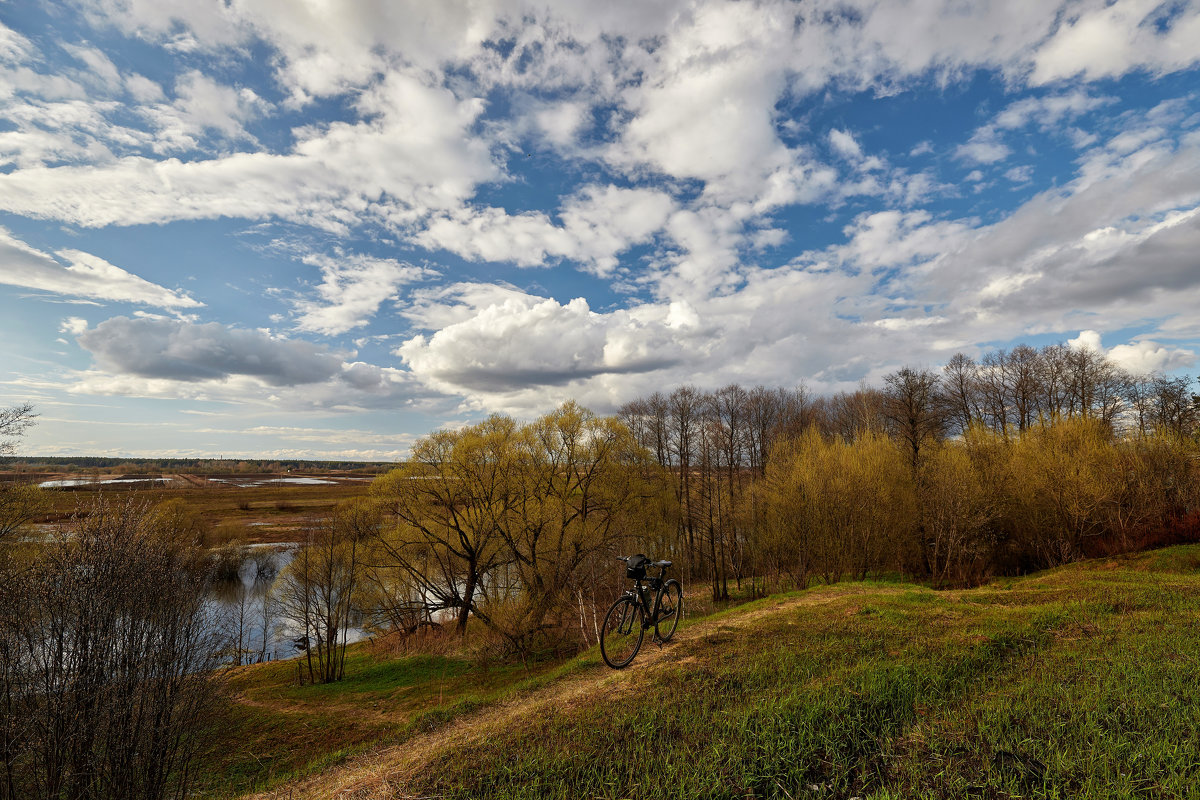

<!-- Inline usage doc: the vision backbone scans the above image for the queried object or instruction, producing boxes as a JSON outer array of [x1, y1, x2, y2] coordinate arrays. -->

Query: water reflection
[[207, 544, 367, 665]]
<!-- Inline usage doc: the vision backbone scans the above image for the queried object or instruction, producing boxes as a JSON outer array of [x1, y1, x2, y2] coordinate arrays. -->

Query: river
[[206, 543, 368, 665]]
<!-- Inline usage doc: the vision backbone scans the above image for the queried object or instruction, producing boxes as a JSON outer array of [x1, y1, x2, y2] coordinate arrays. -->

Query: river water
[[206, 544, 368, 665]]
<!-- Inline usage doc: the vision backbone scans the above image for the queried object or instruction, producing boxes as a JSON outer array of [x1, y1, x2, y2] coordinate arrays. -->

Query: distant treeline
[[0, 456, 393, 473]]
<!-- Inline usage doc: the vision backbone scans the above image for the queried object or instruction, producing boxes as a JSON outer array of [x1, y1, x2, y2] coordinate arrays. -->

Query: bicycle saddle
[[652, 560, 672, 568]]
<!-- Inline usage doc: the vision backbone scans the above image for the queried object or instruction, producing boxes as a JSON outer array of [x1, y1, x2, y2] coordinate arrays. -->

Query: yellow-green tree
[[756, 428, 912, 585], [369, 404, 659, 653], [487, 402, 652, 655], [1007, 417, 1118, 565], [370, 415, 517, 636], [918, 442, 997, 586]]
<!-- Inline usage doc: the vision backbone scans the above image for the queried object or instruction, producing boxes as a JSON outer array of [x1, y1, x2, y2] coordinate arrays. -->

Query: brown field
[[6, 470, 383, 543]]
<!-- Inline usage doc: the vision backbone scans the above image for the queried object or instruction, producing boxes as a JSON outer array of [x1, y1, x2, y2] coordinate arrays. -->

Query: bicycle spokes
[[619, 605, 636, 634], [600, 596, 644, 668]]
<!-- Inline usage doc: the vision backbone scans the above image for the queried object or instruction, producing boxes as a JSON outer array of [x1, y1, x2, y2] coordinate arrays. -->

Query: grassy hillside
[[210, 546, 1200, 800]]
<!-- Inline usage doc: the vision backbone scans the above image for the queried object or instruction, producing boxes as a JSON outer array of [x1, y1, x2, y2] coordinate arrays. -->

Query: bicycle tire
[[600, 595, 644, 668], [654, 580, 683, 642]]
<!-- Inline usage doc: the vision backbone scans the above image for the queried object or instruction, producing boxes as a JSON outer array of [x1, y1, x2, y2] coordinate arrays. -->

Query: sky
[[1, 0, 1199, 460]]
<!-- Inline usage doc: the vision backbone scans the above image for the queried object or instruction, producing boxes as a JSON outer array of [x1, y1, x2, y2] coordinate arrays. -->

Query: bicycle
[[599, 554, 683, 669]]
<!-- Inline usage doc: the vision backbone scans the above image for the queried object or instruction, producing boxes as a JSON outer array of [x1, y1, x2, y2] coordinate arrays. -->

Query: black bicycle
[[600, 554, 683, 669]]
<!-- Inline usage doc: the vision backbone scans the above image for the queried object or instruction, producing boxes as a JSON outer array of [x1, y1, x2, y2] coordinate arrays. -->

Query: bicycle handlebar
[[616, 555, 672, 569]]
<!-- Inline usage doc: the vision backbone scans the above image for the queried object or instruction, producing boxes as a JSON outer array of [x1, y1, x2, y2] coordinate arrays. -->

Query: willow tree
[[370, 415, 518, 636], [919, 443, 997, 586], [756, 428, 912, 584], [490, 402, 653, 654], [1007, 417, 1118, 566], [370, 405, 658, 652]]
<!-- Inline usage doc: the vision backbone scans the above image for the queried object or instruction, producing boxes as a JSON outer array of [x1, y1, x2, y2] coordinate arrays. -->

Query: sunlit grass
[[403, 546, 1200, 800], [197, 545, 1200, 799]]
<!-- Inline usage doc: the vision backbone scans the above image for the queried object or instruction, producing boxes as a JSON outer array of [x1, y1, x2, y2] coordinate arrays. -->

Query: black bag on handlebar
[[626, 553, 650, 580]]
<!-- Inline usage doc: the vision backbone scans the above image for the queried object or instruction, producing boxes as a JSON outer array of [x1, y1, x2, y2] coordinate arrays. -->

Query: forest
[[1, 343, 1199, 799]]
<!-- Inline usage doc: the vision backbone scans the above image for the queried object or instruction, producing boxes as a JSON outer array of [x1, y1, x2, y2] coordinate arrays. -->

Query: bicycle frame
[[623, 568, 672, 630]]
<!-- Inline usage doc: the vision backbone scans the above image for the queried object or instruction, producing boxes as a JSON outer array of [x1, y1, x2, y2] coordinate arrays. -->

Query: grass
[[193, 585, 767, 797], [200, 546, 1200, 799], [193, 645, 555, 797]]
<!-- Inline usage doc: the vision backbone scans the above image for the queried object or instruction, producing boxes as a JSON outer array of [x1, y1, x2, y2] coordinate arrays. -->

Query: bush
[[0, 499, 222, 800]]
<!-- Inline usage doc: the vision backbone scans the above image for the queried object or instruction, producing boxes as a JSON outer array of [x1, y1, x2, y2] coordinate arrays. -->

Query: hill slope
[[245, 547, 1200, 800]]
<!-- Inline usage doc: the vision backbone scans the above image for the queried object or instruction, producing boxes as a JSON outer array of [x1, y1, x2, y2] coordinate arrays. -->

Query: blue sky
[[1, 0, 1199, 459]]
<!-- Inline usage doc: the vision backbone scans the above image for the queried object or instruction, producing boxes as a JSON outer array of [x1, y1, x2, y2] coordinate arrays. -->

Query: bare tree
[[619, 391, 671, 467], [275, 503, 370, 683], [0, 499, 221, 800], [1149, 374, 1199, 439], [818, 386, 887, 441], [941, 353, 980, 436], [882, 367, 946, 475], [745, 385, 809, 474], [667, 386, 703, 580], [1005, 345, 1041, 432], [0, 404, 36, 456], [1064, 345, 1126, 425], [1035, 343, 1072, 422]]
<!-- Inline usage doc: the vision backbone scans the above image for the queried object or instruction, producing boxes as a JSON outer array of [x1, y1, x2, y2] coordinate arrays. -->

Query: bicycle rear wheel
[[600, 596, 644, 668], [654, 580, 683, 642]]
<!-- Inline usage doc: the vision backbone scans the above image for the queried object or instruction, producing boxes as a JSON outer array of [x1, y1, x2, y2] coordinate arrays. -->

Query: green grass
[[194, 648, 552, 797], [400, 546, 1200, 800], [193, 582, 770, 797], [199, 546, 1200, 799]]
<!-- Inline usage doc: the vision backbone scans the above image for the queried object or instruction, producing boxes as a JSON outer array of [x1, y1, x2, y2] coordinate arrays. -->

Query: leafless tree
[[1148, 374, 1199, 439], [0, 499, 221, 800], [274, 504, 369, 683], [882, 367, 946, 475], [1005, 345, 1041, 432], [0, 404, 36, 456], [940, 353, 980, 436], [619, 391, 671, 467], [667, 386, 703, 579], [1035, 343, 1072, 421], [745, 385, 809, 473]]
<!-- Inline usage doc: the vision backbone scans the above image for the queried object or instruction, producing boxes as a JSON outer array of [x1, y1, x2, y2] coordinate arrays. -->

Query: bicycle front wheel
[[600, 596, 644, 668], [654, 580, 683, 642]]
